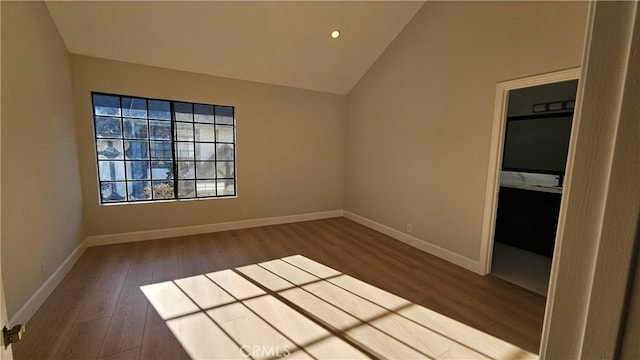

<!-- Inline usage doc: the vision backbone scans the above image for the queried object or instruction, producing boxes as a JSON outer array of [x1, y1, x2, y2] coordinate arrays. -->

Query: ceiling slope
[[46, 1, 424, 94]]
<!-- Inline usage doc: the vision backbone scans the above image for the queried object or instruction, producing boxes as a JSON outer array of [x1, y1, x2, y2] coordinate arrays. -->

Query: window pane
[[216, 144, 234, 160], [195, 143, 215, 160], [149, 120, 171, 140], [98, 161, 125, 181], [177, 161, 195, 179], [124, 140, 149, 160], [93, 94, 121, 116], [196, 162, 216, 179], [122, 97, 147, 118], [151, 181, 175, 199], [215, 106, 234, 125], [148, 100, 171, 120], [95, 117, 122, 138], [96, 140, 124, 160], [92, 93, 236, 204], [195, 124, 215, 142], [215, 125, 234, 143], [128, 181, 151, 201], [176, 123, 193, 141], [150, 141, 173, 160], [151, 161, 173, 179], [123, 119, 148, 139], [216, 162, 234, 178], [176, 142, 194, 160], [194, 104, 214, 123], [126, 161, 151, 180], [101, 182, 126, 202], [196, 180, 216, 197], [174, 102, 193, 122], [177, 180, 195, 198], [217, 179, 235, 196]]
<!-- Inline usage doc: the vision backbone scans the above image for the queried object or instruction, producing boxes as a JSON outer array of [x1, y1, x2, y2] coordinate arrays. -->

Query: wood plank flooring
[[13, 217, 545, 359]]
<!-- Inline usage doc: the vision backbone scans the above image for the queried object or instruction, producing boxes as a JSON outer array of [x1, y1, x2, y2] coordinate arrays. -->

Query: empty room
[[1, 1, 638, 359]]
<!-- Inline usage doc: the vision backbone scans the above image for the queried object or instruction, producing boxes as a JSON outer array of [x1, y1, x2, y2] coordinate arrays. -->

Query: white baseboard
[[11, 209, 482, 327], [10, 211, 341, 326], [10, 239, 88, 326], [86, 210, 344, 247], [343, 211, 483, 274]]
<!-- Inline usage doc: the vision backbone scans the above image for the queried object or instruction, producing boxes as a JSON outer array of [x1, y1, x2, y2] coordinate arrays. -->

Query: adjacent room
[[2, 1, 639, 359]]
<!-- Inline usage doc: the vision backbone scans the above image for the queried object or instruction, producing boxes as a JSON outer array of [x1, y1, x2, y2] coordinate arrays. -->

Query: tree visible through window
[[92, 93, 236, 203]]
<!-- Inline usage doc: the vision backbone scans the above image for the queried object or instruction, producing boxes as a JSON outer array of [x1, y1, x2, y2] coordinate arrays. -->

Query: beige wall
[[1, 2, 84, 318], [345, 1, 588, 261], [542, 1, 640, 357], [71, 56, 346, 236]]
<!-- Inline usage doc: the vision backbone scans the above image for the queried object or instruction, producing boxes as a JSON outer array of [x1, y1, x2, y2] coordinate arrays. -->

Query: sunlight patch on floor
[[141, 255, 537, 360]]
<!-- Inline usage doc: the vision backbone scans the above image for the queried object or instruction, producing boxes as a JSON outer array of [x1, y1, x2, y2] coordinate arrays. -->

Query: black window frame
[[91, 92, 237, 204]]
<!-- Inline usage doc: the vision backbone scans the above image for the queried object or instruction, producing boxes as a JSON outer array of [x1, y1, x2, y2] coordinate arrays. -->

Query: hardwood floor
[[13, 217, 545, 359]]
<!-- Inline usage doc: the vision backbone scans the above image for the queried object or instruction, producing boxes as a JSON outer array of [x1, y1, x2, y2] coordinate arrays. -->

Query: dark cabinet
[[494, 186, 561, 257]]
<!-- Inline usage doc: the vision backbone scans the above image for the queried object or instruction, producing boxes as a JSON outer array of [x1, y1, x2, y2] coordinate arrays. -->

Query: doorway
[[479, 69, 580, 296]]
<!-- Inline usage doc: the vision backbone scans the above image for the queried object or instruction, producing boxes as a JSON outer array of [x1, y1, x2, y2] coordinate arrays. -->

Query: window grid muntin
[[92, 92, 236, 204]]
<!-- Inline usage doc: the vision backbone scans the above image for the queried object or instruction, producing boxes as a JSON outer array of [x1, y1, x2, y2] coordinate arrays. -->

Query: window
[[92, 93, 236, 204]]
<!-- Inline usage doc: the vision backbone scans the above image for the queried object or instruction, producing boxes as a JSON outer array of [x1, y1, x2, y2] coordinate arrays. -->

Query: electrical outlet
[[242, 209, 248, 218], [372, 210, 377, 219], [40, 263, 45, 278], [406, 223, 413, 233]]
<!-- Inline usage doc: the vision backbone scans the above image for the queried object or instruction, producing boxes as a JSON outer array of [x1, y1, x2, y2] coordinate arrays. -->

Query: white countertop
[[500, 183, 563, 194]]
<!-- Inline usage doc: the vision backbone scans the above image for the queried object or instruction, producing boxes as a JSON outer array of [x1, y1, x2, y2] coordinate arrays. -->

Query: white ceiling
[[46, 1, 424, 95]]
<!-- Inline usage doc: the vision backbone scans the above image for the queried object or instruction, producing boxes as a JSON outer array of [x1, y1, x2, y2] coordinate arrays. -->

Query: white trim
[[478, 67, 581, 275], [11, 211, 343, 325], [541, 21, 594, 358], [86, 210, 344, 246], [9, 239, 88, 327], [344, 211, 483, 274]]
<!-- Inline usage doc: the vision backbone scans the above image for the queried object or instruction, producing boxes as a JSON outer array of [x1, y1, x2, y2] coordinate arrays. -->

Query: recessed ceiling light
[[330, 30, 341, 39]]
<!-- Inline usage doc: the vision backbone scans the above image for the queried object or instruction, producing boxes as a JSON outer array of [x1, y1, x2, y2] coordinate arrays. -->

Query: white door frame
[[478, 67, 581, 275]]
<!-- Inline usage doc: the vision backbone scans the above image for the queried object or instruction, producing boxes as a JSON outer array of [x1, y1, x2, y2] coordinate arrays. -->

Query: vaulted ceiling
[[46, 1, 424, 94]]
